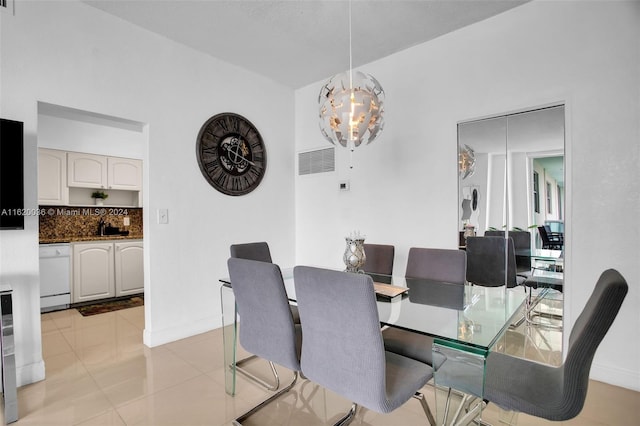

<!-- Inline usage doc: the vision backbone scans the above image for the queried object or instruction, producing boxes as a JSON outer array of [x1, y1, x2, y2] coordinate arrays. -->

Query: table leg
[[433, 341, 486, 426]]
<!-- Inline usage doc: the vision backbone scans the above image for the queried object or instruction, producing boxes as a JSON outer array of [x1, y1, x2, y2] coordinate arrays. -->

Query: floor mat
[[76, 295, 143, 316]]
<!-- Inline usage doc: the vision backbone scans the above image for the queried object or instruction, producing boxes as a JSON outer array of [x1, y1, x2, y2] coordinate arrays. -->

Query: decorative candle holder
[[343, 234, 366, 273]]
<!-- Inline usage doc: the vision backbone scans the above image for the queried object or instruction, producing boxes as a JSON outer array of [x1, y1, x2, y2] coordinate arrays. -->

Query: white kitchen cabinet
[[72, 240, 143, 303], [67, 152, 108, 189], [107, 157, 142, 191], [38, 148, 69, 205], [114, 241, 144, 296], [73, 242, 115, 303], [67, 153, 141, 190]]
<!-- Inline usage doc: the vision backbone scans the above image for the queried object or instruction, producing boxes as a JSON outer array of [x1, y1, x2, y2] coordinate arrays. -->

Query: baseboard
[[143, 314, 221, 348], [590, 362, 640, 392]]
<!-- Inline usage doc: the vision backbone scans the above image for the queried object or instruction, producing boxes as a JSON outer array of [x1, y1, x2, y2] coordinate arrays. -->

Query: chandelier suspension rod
[[349, 0, 353, 91]]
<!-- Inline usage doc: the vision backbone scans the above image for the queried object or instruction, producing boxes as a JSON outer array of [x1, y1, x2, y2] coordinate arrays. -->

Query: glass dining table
[[219, 268, 527, 424]]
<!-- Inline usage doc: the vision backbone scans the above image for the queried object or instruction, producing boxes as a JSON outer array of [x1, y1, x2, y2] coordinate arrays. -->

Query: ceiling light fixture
[[459, 144, 476, 179], [318, 0, 385, 168]]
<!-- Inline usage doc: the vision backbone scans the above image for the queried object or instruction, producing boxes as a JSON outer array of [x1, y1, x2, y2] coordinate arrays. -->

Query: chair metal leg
[[333, 403, 357, 426], [233, 371, 299, 425], [413, 391, 436, 426], [232, 356, 280, 391], [453, 398, 486, 426], [442, 387, 453, 426]]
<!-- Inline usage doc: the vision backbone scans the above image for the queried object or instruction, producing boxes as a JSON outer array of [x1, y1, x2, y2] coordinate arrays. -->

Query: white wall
[[1, 0, 295, 385], [295, 1, 639, 391], [38, 107, 146, 159]]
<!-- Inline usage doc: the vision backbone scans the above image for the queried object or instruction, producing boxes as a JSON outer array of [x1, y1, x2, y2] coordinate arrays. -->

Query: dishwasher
[[39, 243, 71, 312]]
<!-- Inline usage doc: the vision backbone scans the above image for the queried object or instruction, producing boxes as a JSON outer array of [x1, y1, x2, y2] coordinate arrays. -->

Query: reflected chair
[[362, 243, 395, 275], [484, 269, 628, 422], [229, 241, 296, 391], [510, 231, 532, 276], [538, 226, 563, 250], [294, 266, 436, 426], [383, 248, 466, 366], [466, 236, 525, 288], [485, 231, 532, 276], [227, 258, 302, 425]]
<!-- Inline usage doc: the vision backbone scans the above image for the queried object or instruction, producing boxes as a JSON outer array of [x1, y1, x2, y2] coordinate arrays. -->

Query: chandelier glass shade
[[459, 144, 476, 179], [318, 71, 385, 149]]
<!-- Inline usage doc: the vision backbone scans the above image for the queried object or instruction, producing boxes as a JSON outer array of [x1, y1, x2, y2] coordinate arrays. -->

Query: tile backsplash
[[39, 206, 143, 241]]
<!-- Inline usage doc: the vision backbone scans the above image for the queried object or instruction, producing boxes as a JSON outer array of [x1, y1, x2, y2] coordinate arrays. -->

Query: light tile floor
[[5, 301, 638, 425]]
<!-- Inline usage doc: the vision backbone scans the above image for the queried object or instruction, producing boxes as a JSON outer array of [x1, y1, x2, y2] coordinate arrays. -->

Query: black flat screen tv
[[0, 118, 25, 230]]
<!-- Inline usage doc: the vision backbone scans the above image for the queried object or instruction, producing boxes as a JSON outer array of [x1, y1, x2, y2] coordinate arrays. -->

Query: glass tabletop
[[221, 268, 527, 354]]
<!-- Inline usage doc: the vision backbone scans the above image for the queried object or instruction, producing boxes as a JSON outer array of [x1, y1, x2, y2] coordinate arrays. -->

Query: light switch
[[158, 209, 169, 224]]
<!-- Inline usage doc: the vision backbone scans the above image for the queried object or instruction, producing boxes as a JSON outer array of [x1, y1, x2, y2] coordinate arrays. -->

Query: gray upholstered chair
[[230, 241, 273, 263], [362, 243, 395, 275], [509, 231, 532, 275], [293, 266, 436, 425], [484, 268, 628, 422], [466, 236, 524, 288], [227, 258, 301, 425], [383, 248, 466, 367], [229, 241, 283, 390], [485, 230, 532, 275]]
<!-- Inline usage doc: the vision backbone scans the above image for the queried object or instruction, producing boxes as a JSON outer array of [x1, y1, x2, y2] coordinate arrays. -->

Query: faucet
[[98, 218, 105, 236]]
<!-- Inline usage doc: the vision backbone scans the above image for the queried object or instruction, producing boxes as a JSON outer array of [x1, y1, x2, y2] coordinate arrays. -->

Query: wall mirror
[[458, 105, 565, 291]]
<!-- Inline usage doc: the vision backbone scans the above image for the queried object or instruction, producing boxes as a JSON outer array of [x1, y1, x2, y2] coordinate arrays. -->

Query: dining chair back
[[293, 266, 435, 424], [405, 247, 467, 283], [230, 241, 272, 263], [227, 257, 301, 424], [484, 268, 628, 421], [509, 231, 532, 274], [384, 248, 466, 367], [466, 236, 522, 288], [362, 243, 395, 275], [485, 231, 532, 275]]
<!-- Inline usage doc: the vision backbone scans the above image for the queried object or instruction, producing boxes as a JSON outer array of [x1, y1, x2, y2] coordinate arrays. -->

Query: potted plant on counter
[[91, 191, 109, 206]]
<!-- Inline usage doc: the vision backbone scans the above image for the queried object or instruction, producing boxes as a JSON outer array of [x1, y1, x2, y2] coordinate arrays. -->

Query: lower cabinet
[[72, 240, 143, 303], [114, 241, 144, 297]]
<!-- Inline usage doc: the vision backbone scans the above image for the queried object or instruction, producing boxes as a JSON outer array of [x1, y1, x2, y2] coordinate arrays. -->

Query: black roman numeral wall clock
[[196, 113, 267, 196]]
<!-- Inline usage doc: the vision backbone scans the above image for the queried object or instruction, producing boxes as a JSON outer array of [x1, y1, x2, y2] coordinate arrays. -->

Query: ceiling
[[83, 0, 529, 89]]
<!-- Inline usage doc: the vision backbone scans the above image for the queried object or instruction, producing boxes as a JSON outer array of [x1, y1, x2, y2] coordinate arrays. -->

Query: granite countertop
[[40, 234, 144, 244]]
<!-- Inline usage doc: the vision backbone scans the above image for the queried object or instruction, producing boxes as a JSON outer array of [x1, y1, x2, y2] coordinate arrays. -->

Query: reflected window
[[533, 171, 540, 213], [557, 184, 562, 220], [546, 181, 552, 214]]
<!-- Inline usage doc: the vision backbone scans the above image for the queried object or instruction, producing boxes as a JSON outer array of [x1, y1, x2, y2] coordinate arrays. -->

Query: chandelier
[[318, 0, 385, 154], [459, 144, 476, 179]]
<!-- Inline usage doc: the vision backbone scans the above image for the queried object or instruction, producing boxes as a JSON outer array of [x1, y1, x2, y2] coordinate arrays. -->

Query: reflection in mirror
[[458, 105, 564, 248], [457, 104, 565, 324]]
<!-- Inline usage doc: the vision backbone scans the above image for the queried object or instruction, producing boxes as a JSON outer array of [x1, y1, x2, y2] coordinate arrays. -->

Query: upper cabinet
[[67, 152, 108, 189], [38, 148, 69, 205], [67, 153, 142, 191], [39, 148, 143, 207], [108, 157, 142, 191]]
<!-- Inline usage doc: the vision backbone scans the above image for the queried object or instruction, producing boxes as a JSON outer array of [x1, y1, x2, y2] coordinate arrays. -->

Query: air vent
[[298, 147, 335, 175]]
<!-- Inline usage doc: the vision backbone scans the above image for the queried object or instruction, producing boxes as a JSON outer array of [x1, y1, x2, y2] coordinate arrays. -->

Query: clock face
[[196, 113, 266, 196]]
